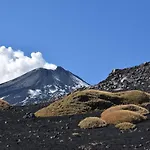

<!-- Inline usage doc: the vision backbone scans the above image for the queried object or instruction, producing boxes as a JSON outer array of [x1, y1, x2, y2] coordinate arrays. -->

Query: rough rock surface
[[0, 104, 150, 150], [95, 62, 150, 92]]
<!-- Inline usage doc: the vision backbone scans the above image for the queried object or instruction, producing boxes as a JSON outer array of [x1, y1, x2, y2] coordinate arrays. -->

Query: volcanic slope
[[0, 104, 150, 150], [0, 66, 89, 106], [95, 62, 150, 92]]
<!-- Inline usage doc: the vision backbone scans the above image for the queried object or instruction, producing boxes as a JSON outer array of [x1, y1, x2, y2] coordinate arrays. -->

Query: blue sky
[[0, 0, 150, 84]]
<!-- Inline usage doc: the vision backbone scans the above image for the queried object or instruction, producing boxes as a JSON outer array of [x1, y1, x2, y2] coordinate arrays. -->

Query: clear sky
[[0, 0, 150, 84]]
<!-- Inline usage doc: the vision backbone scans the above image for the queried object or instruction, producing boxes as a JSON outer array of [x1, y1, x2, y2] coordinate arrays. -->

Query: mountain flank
[[0, 66, 89, 105]]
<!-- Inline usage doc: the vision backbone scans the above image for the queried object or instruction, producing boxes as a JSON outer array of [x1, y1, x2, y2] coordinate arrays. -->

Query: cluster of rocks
[[95, 62, 150, 92]]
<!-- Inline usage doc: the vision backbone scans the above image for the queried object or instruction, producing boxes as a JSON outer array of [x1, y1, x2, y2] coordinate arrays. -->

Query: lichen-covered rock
[[78, 117, 107, 129], [115, 122, 136, 130], [0, 99, 10, 110]]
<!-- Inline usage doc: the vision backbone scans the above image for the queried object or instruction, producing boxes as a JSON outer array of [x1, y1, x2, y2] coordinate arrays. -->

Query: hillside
[[35, 89, 150, 117], [95, 62, 150, 92]]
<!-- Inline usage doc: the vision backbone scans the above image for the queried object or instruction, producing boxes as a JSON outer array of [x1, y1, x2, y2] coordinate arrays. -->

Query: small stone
[[23, 112, 36, 119], [105, 145, 110, 149], [17, 119, 20, 122], [60, 140, 63, 143], [16, 139, 21, 144], [72, 132, 81, 137], [68, 137, 72, 141]]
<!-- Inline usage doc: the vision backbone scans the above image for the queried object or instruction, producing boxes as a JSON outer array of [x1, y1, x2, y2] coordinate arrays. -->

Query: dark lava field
[[0, 104, 150, 150]]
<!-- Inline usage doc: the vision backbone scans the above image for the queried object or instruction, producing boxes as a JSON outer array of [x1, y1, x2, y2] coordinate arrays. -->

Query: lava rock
[[23, 112, 36, 119], [95, 62, 150, 92]]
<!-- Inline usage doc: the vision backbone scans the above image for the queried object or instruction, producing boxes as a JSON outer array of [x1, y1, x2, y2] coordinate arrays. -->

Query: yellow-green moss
[[35, 89, 150, 117], [78, 117, 107, 129], [101, 104, 149, 117], [0, 99, 10, 110], [115, 122, 136, 130], [101, 110, 147, 125], [118, 90, 150, 104]]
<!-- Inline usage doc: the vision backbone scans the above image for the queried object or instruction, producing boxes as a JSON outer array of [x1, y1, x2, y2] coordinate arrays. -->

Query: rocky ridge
[[95, 62, 150, 92]]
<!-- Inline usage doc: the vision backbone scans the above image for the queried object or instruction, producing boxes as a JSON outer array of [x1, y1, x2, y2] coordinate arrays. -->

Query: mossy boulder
[[115, 122, 136, 130], [101, 104, 149, 117], [0, 99, 10, 110], [101, 110, 147, 125], [78, 117, 107, 129]]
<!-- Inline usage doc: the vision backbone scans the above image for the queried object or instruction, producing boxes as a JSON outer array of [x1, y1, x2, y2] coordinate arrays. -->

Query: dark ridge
[[95, 62, 150, 92]]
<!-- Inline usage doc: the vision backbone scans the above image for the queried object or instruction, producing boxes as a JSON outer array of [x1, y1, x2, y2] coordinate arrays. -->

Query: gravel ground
[[0, 105, 150, 150]]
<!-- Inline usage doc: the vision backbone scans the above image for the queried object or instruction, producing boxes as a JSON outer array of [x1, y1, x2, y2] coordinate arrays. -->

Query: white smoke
[[0, 46, 57, 84]]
